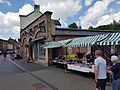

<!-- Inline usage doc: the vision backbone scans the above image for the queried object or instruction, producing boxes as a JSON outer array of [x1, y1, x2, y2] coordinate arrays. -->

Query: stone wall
[[20, 10, 56, 65]]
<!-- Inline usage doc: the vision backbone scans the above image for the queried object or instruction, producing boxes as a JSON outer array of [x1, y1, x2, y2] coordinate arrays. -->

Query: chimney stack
[[34, 4, 40, 12]]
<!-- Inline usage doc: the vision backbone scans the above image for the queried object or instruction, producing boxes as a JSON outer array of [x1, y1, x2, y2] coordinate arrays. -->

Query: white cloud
[[0, 1, 82, 40], [0, 0, 11, 6], [0, 11, 20, 40], [19, 4, 34, 15], [96, 11, 120, 27], [85, 0, 92, 6], [116, 1, 120, 4], [80, 0, 115, 29], [0, 4, 33, 40], [34, 0, 82, 22]]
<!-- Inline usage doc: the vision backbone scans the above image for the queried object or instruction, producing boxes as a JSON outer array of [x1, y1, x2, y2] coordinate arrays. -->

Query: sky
[[0, 0, 120, 40]]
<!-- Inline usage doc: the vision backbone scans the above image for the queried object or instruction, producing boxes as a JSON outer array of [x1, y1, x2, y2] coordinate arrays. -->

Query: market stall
[[41, 32, 120, 73], [42, 33, 112, 72], [95, 32, 120, 65], [62, 33, 110, 73]]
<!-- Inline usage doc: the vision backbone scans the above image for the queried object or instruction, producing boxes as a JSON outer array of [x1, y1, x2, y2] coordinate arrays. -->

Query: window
[[40, 47, 45, 56], [38, 42, 45, 58], [39, 26, 46, 32]]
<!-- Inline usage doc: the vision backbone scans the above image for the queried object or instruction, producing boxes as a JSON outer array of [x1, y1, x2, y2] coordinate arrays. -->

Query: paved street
[[0, 55, 24, 75], [0, 55, 112, 90], [0, 55, 50, 90]]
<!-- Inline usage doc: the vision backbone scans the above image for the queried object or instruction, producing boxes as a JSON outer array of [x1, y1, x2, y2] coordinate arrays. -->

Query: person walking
[[3, 50, 7, 58], [94, 50, 107, 90], [108, 55, 120, 90]]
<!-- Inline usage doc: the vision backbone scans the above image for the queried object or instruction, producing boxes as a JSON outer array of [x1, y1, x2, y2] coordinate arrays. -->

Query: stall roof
[[64, 33, 110, 47], [42, 32, 120, 48], [97, 32, 120, 45], [42, 41, 61, 48], [42, 39, 72, 48]]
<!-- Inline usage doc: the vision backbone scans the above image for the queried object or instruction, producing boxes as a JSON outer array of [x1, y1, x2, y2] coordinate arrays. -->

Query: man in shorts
[[94, 50, 107, 90]]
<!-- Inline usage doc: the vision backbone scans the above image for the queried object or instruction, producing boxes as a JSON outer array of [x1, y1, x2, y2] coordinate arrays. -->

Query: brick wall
[[53, 35, 89, 55], [0, 41, 3, 50]]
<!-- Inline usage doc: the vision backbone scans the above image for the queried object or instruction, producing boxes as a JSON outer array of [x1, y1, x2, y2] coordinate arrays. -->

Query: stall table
[[67, 64, 94, 73]]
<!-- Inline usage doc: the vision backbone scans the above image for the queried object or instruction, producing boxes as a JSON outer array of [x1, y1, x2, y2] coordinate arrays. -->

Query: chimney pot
[[34, 4, 40, 12]]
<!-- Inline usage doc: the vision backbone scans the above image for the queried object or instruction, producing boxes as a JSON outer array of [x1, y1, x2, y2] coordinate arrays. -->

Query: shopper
[[94, 50, 107, 90], [108, 55, 120, 90], [3, 50, 7, 58]]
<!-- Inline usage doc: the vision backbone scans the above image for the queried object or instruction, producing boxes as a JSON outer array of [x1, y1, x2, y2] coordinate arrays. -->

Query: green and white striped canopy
[[42, 32, 120, 48], [64, 33, 110, 47], [42, 41, 62, 48], [97, 32, 120, 45], [42, 39, 72, 48]]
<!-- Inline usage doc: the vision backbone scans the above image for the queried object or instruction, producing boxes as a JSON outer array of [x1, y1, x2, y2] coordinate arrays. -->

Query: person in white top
[[94, 50, 107, 90]]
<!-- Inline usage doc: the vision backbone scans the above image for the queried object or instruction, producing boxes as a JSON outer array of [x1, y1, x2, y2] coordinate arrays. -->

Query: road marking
[[9, 59, 58, 90]]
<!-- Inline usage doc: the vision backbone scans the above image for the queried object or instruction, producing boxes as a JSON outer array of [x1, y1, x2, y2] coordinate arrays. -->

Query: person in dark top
[[108, 55, 120, 90], [3, 51, 7, 58]]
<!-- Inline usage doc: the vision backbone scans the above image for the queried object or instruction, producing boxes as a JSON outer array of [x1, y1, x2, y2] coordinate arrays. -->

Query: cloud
[[0, 0, 82, 39], [85, 0, 92, 6], [0, 0, 11, 6], [0, 1, 82, 40], [19, 4, 34, 15], [95, 11, 120, 27], [0, 11, 20, 40], [116, 1, 120, 5], [0, 4, 33, 40], [80, 0, 115, 29], [34, 0, 82, 22]]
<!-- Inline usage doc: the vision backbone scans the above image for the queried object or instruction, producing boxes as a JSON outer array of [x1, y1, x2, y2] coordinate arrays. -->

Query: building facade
[[0, 38, 20, 53], [20, 5, 117, 66], [20, 5, 59, 65], [0, 39, 8, 51]]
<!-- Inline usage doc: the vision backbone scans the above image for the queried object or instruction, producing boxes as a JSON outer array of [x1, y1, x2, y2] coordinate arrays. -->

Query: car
[[0, 51, 2, 55]]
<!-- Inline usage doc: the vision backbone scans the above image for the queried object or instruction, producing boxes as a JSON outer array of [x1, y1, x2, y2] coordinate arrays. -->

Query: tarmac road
[[0, 55, 112, 90], [0, 55, 24, 76]]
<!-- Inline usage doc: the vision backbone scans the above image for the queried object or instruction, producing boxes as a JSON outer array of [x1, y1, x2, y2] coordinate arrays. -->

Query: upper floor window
[[39, 26, 46, 32]]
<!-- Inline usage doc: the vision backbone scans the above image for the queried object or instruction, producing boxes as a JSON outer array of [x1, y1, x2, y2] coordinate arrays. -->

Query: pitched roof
[[54, 28, 119, 36], [20, 11, 52, 32], [0, 39, 7, 42], [19, 11, 42, 17], [53, 20, 61, 26]]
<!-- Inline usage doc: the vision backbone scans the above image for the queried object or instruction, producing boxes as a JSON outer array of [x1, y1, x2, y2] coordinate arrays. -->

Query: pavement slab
[[13, 59, 47, 71], [0, 56, 112, 90], [0, 73, 50, 90], [32, 67, 112, 90]]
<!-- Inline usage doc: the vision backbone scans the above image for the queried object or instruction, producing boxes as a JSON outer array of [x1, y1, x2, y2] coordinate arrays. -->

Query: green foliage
[[89, 26, 94, 29], [89, 20, 120, 30], [68, 22, 78, 29]]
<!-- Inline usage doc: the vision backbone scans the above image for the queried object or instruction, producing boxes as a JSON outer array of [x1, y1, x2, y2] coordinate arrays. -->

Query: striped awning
[[97, 32, 120, 45], [42, 41, 62, 48], [42, 39, 72, 48], [64, 33, 110, 47]]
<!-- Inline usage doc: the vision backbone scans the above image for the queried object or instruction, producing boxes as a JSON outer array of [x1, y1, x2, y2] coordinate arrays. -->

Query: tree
[[68, 22, 78, 29], [90, 20, 120, 30], [89, 26, 94, 29]]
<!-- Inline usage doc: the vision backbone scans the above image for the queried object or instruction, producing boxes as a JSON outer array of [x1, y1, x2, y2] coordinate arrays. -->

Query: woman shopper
[[108, 55, 120, 90]]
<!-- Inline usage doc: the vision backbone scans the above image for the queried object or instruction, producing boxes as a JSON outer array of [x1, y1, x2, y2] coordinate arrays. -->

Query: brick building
[[20, 5, 117, 66], [8, 37, 20, 52], [0, 39, 8, 51], [0, 38, 20, 53]]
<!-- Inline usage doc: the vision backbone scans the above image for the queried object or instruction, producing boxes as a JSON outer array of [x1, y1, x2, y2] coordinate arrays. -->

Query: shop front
[[32, 33, 46, 63]]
